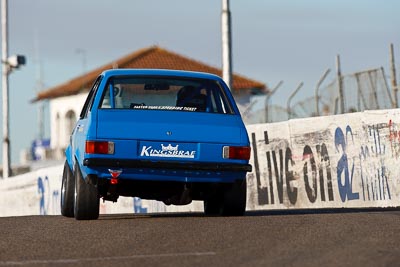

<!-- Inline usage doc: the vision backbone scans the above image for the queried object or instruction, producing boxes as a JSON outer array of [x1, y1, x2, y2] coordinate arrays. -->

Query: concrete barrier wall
[[246, 109, 400, 210], [0, 165, 63, 217], [1, 108, 400, 216], [0, 164, 203, 217]]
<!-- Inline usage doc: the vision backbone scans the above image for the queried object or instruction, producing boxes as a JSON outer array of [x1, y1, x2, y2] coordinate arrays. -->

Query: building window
[[55, 113, 60, 149], [65, 110, 77, 143]]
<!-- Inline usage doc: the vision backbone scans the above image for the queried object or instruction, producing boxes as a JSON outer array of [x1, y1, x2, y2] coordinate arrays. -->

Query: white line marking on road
[[0, 252, 216, 265]]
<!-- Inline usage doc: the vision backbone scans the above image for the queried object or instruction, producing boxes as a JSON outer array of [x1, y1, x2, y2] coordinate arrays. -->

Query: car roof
[[100, 69, 224, 81]]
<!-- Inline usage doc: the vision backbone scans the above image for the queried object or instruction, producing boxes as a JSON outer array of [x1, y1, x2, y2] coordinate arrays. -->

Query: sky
[[0, 0, 399, 165]]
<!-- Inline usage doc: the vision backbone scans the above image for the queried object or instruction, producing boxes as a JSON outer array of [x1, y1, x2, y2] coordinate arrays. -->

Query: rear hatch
[[96, 110, 247, 163]]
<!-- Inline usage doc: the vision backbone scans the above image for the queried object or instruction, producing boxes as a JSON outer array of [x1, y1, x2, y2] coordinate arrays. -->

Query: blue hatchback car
[[61, 69, 252, 220]]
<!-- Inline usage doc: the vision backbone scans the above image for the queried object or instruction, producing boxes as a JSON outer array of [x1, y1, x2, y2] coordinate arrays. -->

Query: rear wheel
[[74, 163, 100, 220], [204, 194, 223, 215], [221, 179, 247, 216], [203, 179, 247, 216], [61, 161, 74, 217]]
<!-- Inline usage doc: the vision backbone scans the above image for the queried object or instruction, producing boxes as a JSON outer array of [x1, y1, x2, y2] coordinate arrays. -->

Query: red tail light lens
[[85, 141, 114, 154], [223, 146, 251, 160]]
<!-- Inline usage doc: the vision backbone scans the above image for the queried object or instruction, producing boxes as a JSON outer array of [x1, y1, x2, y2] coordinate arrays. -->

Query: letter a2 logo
[[335, 126, 359, 202]]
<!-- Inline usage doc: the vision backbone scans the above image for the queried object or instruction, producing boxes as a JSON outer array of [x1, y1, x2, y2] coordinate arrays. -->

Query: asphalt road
[[0, 210, 400, 267]]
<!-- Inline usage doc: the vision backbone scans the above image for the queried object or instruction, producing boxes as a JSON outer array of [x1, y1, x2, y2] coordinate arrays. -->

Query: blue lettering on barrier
[[52, 190, 60, 214], [37, 176, 49, 215], [133, 197, 148, 213], [335, 126, 359, 202], [37, 176, 60, 215]]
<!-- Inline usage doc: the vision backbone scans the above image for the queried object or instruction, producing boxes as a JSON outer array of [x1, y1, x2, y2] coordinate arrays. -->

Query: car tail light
[[85, 141, 114, 154], [223, 146, 251, 160]]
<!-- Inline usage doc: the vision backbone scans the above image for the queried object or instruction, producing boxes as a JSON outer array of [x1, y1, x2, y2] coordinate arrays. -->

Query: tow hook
[[108, 169, 122, 185]]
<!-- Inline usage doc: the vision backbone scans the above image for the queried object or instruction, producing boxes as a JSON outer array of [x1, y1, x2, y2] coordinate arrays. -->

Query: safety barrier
[[247, 109, 400, 210], [1, 108, 400, 216], [0, 164, 201, 216]]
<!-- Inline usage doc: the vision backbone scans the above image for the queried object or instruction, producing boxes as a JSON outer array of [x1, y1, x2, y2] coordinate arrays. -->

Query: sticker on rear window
[[132, 105, 197, 112]]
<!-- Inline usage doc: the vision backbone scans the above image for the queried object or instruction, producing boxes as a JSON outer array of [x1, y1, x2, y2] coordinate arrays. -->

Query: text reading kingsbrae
[[140, 144, 196, 159]]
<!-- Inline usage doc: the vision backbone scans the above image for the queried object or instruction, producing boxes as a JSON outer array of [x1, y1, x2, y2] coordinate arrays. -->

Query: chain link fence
[[242, 67, 395, 124], [313, 67, 394, 116]]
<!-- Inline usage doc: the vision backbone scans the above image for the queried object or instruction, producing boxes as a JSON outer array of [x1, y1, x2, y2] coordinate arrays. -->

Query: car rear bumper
[[83, 158, 252, 172]]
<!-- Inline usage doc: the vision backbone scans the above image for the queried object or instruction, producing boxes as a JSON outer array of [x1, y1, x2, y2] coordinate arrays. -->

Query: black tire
[[74, 163, 100, 220], [204, 194, 223, 215], [221, 179, 247, 216], [204, 179, 247, 216], [61, 161, 75, 217]]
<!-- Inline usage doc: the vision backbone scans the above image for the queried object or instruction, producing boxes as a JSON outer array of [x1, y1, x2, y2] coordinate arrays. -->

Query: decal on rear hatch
[[139, 141, 197, 159]]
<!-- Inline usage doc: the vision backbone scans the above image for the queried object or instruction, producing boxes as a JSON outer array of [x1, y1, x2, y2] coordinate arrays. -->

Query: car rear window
[[99, 76, 234, 114]]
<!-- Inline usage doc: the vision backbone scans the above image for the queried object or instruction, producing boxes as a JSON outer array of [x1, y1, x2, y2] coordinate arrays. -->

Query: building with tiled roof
[[33, 46, 266, 102], [33, 46, 267, 160]]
